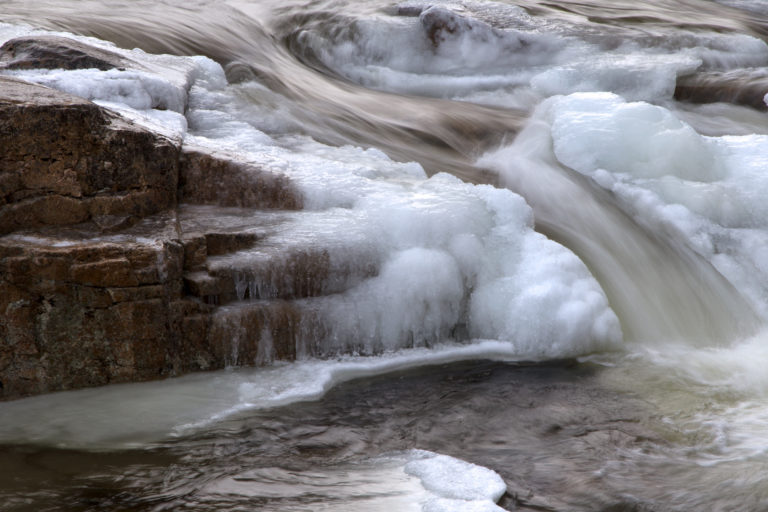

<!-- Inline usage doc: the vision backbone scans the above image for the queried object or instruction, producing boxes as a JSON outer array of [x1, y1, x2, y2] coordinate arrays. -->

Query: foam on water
[[585, 328, 768, 470]]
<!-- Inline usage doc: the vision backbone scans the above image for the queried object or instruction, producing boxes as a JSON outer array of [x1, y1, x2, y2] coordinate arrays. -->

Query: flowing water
[[2, 0, 768, 510]]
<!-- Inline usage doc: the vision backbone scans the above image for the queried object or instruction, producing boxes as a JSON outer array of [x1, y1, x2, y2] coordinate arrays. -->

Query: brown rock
[[0, 76, 180, 235], [0, 36, 132, 71], [70, 258, 140, 287], [675, 69, 768, 111], [0, 63, 333, 401], [179, 147, 303, 210]]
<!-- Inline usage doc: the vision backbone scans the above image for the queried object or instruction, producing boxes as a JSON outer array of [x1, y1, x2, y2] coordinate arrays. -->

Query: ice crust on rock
[[0, 24, 622, 365], [180, 63, 622, 358]]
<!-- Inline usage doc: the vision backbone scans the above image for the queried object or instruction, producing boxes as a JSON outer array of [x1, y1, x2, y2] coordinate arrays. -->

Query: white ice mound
[[548, 92, 725, 182], [405, 450, 507, 501], [184, 75, 622, 358], [468, 229, 623, 357], [541, 91, 768, 317]]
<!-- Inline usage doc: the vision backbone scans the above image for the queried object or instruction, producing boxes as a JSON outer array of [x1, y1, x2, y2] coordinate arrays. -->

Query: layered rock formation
[[0, 38, 316, 400], [0, 76, 179, 234]]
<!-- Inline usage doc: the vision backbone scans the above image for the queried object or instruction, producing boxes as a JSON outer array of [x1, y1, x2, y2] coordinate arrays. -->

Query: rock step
[[179, 147, 303, 210], [186, 301, 305, 368], [194, 292, 459, 366], [178, 206, 379, 305], [0, 76, 181, 236], [0, 40, 314, 400]]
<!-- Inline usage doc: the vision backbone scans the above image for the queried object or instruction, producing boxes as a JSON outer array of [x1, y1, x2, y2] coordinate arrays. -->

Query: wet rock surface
[[0, 36, 133, 71], [0, 38, 313, 400], [0, 76, 180, 235], [179, 148, 303, 210], [675, 69, 768, 111]]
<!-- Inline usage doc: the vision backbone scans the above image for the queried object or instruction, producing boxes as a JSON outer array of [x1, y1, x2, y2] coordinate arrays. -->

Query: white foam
[[595, 329, 768, 466], [632, 329, 768, 396]]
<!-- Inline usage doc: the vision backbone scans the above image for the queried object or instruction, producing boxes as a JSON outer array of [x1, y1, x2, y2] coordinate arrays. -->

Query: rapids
[[2, 0, 768, 510]]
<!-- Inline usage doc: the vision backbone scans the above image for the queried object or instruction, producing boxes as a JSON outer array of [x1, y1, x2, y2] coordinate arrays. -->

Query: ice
[[548, 92, 725, 182], [404, 450, 506, 501], [469, 231, 622, 358], [185, 79, 622, 357], [286, 4, 768, 106], [0, 24, 225, 138], [294, 5, 569, 103], [317, 247, 465, 351], [199, 449, 506, 512], [404, 450, 506, 511], [530, 53, 701, 102], [539, 92, 768, 317], [0, 23, 624, 446], [0, 341, 573, 448]]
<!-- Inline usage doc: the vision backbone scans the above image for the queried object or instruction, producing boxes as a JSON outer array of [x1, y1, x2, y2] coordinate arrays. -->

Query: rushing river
[[2, 0, 768, 510]]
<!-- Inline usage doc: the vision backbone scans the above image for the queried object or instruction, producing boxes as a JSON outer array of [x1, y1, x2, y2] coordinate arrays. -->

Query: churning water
[[2, 0, 768, 510]]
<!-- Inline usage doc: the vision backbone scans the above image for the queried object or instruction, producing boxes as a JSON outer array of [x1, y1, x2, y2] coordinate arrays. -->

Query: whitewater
[[2, 0, 768, 510]]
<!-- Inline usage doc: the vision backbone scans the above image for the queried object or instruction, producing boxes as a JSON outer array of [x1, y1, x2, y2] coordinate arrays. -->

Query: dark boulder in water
[[675, 69, 768, 111], [0, 35, 133, 71], [419, 6, 502, 48]]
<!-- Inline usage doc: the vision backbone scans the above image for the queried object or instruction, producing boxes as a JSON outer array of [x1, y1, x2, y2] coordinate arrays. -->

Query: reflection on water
[[0, 361, 654, 511], [4, 357, 768, 511]]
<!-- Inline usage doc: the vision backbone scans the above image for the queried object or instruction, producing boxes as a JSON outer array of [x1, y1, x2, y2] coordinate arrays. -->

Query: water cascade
[[2, 0, 768, 510]]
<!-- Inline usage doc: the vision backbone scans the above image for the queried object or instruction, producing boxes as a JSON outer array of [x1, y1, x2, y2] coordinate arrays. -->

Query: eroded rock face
[[0, 36, 327, 401], [0, 218, 185, 397], [0, 76, 180, 234]]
